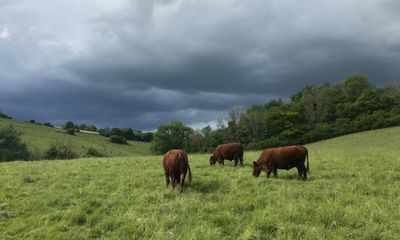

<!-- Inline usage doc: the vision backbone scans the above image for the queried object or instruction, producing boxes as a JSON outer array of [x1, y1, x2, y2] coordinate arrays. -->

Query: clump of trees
[[43, 122, 54, 127], [44, 143, 105, 160], [61, 121, 154, 143], [151, 76, 400, 153], [62, 121, 98, 135], [0, 125, 30, 161], [45, 142, 77, 160], [24, 119, 54, 127], [109, 135, 127, 144], [66, 128, 76, 135], [84, 147, 105, 157], [151, 121, 193, 154], [0, 110, 12, 119], [63, 121, 77, 135], [98, 127, 153, 142], [78, 124, 97, 132]]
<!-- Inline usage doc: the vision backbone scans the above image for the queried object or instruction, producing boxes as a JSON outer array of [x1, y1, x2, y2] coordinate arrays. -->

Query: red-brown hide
[[209, 142, 244, 166], [253, 145, 309, 180], [163, 149, 192, 192]]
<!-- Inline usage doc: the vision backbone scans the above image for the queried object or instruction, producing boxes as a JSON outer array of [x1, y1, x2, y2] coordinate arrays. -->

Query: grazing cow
[[163, 149, 192, 192], [209, 142, 244, 166], [252, 145, 309, 180]]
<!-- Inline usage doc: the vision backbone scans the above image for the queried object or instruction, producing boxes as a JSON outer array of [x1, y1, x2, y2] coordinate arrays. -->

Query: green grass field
[[1, 127, 400, 239], [0, 118, 151, 157]]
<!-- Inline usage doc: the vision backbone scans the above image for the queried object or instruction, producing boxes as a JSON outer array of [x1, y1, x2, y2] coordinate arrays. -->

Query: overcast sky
[[1, 0, 400, 130]]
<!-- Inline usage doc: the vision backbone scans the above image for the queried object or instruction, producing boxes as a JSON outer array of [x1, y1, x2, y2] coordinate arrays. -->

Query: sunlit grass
[[1, 127, 400, 239], [0, 118, 151, 157]]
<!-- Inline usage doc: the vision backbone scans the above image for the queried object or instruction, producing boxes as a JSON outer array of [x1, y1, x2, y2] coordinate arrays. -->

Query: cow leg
[[233, 154, 239, 167], [239, 156, 244, 166], [273, 168, 278, 178], [170, 174, 176, 189], [179, 173, 186, 193], [266, 171, 271, 178], [220, 160, 224, 166], [165, 173, 171, 188], [302, 164, 308, 180], [296, 166, 302, 180]]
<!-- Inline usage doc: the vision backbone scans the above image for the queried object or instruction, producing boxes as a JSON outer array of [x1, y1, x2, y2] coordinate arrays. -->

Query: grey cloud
[[1, 0, 400, 130]]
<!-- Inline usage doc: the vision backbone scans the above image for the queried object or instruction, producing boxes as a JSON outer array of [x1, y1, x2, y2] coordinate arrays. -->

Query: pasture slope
[[1, 127, 400, 239], [0, 118, 151, 156]]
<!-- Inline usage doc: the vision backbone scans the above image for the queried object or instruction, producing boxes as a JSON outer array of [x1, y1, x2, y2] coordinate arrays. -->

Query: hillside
[[0, 118, 151, 157], [1, 127, 400, 239]]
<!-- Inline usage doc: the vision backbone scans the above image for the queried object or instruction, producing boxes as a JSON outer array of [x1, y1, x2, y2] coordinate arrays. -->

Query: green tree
[[141, 132, 154, 142], [0, 109, 12, 119], [343, 75, 373, 100], [63, 121, 75, 130], [151, 121, 193, 154], [87, 124, 97, 132], [0, 125, 30, 161], [187, 131, 206, 152]]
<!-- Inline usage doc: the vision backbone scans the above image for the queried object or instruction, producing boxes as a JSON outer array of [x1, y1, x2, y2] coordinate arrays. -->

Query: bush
[[85, 147, 105, 157], [66, 128, 76, 135], [28, 148, 43, 160], [110, 135, 127, 144], [246, 136, 285, 150], [0, 111, 12, 119], [98, 128, 112, 137], [63, 121, 75, 130], [0, 125, 30, 161], [45, 142, 77, 160], [43, 122, 54, 127], [141, 132, 154, 142]]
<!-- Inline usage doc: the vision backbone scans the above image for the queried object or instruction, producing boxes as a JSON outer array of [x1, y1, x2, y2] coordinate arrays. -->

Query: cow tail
[[306, 150, 310, 173], [188, 164, 192, 183]]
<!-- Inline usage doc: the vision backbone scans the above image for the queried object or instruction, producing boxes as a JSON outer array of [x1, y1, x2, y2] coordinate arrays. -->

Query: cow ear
[[253, 161, 257, 166]]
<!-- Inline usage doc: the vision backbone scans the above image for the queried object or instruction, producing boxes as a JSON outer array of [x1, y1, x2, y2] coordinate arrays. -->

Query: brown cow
[[209, 142, 244, 166], [252, 145, 309, 180], [163, 149, 192, 192]]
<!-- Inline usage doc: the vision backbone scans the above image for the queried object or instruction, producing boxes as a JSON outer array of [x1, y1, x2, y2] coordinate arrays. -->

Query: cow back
[[163, 149, 189, 174], [257, 145, 307, 168], [213, 142, 243, 160]]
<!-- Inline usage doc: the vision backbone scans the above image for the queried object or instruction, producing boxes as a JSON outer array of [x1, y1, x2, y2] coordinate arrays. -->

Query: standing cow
[[209, 142, 244, 166], [163, 149, 192, 192], [252, 145, 309, 180]]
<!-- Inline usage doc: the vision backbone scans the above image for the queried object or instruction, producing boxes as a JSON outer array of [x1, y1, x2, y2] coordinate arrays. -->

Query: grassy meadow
[[1, 127, 400, 239], [0, 118, 151, 157]]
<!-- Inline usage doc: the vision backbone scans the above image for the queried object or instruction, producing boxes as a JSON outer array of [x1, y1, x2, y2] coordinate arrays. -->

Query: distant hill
[[0, 118, 151, 157]]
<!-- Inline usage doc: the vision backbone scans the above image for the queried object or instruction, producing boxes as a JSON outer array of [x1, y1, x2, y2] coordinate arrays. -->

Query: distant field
[[1, 127, 400, 239], [0, 118, 151, 157]]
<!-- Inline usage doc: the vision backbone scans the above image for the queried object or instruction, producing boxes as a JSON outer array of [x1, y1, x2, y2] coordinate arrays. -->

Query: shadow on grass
[[257, 170, 314, 181], [189, 179, 224, 193], [207, 162, 253, 168]]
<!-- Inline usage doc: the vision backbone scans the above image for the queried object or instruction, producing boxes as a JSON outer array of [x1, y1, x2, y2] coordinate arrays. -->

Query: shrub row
[[0, 125, 106, 161]]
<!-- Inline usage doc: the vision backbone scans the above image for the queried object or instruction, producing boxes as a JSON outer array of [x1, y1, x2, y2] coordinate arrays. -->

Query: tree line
[[2, 75, 400, 160], [62, 121, 154, 143], [151, 75, 400, 153]]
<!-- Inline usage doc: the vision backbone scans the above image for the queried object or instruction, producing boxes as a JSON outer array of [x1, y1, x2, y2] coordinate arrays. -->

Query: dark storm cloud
[[0, 79, 266, 129], [1, 0, 400, 130]]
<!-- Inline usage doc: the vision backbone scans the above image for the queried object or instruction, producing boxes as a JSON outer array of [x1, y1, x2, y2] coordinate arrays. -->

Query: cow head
[[253, 161, 262, 177], [209, 155, 217, 165]]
